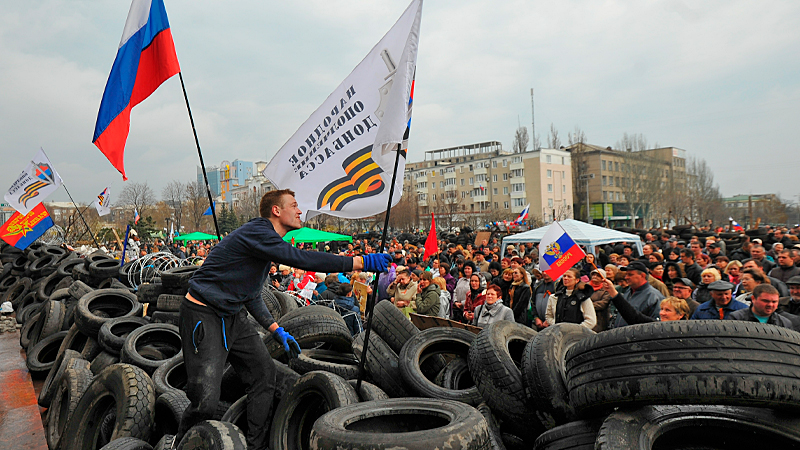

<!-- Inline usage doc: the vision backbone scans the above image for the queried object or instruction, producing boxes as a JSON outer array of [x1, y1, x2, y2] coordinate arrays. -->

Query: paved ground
[[0, 328, 48, 450]]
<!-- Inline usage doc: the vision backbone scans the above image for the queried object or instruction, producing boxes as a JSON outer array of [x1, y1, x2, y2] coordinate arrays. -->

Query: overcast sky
[[2, 0, 798, 208]]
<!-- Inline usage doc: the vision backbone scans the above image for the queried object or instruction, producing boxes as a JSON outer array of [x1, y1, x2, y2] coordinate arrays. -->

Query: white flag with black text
[[4, 149, 63, 216]]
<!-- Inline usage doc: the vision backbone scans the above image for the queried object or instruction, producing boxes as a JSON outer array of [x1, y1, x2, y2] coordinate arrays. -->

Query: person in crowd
[[387, 267, 418, 318], [488, 261, 503, 285], [613, 261, 664, 327], [735, 268, 767, 304], [588, 268, 612, 332], [692, 268, 722, 306], [604, 264, 619, 282], [333, 283, 363, 335], [580, 254, 597, 278], [545, 267, 597, 329], [432, 277, 451, 318], [438, 262, 456, 295], [603, 277, 691, 324], [530, 272, 556, 330], [742, 258, 789, 297], [474, 252, 490, 273], [726, 284, 794, 329], [714, 256, 730, 281], [508, 267, 532, 324], [669, 277, 700, 317], [320, 274, 340, 301], [750, 244, 776, 273], [473, 284, 515, 327], [725, 259, 743, 288], [497, 268, 514, 302], [452, 261, 477, 321], [770, 250, 800, 283], [680, 249, 703, 285], [647, 263, 670, 297], [461, 274, 486, 324], [414, 271, 441, 317], [690, 280, 747, 319], [779, 276, 800, 316]]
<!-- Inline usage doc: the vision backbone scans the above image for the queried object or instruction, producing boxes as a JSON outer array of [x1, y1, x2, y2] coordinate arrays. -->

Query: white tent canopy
[[501, 219, 643, 257]]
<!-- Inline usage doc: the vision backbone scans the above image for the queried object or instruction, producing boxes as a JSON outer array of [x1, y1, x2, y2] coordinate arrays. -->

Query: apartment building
[[404, 141, 574, 223]]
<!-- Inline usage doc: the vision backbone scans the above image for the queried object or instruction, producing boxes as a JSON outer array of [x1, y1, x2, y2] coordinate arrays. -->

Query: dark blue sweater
[[188, 218, 353, 328]]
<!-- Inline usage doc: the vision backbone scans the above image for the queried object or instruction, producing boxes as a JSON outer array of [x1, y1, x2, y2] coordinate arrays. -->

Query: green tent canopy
[[282, 227, 352, 244], [173, 232, 218, 241]]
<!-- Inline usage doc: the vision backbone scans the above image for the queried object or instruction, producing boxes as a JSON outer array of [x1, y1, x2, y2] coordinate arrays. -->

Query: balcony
[[510, 190, 526, 199], [473, 193, 488, 202], [510, 161, 525, 171], [474, 166, 487, 175], [417, 199, 427, 207], [445, 183, 457, 192]]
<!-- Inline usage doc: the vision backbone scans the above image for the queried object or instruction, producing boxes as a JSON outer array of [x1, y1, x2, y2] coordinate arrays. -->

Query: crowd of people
[[259, 224, 800, 334]]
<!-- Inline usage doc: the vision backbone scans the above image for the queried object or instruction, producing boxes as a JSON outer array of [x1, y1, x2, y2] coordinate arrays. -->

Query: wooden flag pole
[[178, 72, 222, 241], [355, 144, 403, 393], [61, 184, 101, 249]]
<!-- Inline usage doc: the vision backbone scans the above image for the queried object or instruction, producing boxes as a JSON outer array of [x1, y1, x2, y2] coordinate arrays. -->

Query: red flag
[[423, 213, 437, 260]]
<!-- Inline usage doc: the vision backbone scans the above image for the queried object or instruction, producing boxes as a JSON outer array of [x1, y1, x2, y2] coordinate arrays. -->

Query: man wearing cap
[[671, 278, 701, 317], [690, 280, 747, 320], [475, 252, 490, 273], [613, 261, 665, 327], [779, 275, 800, 316], [176, 189, 392, 450], [726, 284, 795, 329]]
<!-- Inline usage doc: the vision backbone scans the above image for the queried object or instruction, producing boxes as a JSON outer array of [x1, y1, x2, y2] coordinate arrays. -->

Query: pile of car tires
[[6, 241, 800, 449]]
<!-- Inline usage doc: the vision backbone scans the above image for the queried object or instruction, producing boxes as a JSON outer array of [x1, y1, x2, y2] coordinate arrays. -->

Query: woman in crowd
[[735, 269, 766, 305], [588, 268, 612, 332], [472, 284, 515, 327], [432, 277, 451, 318], [438, 262, 456, 295], [664, 261, 684, 295], [461, 274, 486, 324], [580, 254, 597, 278], [545, 268, 597, 329], [452, 262, 477, 321], [725, 260, 743, 286], [387, 267, 418, 318], [692, 268, 721, 305], [508, 267, 532, 324]]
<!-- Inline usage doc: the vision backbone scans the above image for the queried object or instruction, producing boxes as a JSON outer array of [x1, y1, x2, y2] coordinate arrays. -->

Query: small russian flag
[[538, 221, 586, 280], [514, 204, 530, 224], [134, 209, 140, 224]]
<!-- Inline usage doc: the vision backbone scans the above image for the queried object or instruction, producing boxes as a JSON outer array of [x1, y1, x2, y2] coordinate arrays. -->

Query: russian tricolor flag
[[92, 0, 181, 180], [538, 221, 586, 280], [514, 203, 530, 224]]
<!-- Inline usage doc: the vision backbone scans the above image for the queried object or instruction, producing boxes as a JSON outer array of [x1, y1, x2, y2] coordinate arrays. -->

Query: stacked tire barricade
[[6, 241, 800, 449]]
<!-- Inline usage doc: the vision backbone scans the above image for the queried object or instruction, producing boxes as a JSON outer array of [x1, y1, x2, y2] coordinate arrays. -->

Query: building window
[[608, 177, 613, 187], [461, 178, 465, 186], [513, 156, 522, 163], [602, 160, 606, 171], [615, 177, 620, 187], [433, 194, 437, 201], [494, 202, 499, 209], [615, 162, 619, 171], [503, 173, 508, 181], [418, 193, 426, 201], [602, 176, 607, 186], [440, 181, 444, 188], [462, 191, 467, 198], [493, 174, 498, 182], [512, 183, 525, 192], [493, 188, 498, 195], [562, 171, 565, 177], [562, 185, 566, 193], [547, 169, 552, 178], [603, 191, 607, 201], [514, 198, 527, 207], [492, 161, 497, 168], [469, 164, 473, 171], [548, 198, 554, 208], [562, 157, 565, 164], [431, 171, 435, 177], [503, 187, 509, 195], [511, 169, 524, 177], [504, 201, 510, 209], [615, 192, 620, 201], [469, 177, 473, 185], [502, 159, 507, 167], [547, 184, 553, 192]]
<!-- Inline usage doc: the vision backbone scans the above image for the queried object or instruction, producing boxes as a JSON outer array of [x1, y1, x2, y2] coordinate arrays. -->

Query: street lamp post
[[579, 173, 595, 223]]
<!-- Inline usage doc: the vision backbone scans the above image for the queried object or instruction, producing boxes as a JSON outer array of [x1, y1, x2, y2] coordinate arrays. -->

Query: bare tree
[[566, 128, 589, 222], [233, 189, 261, 223], [162, 180, 186, 231], [547, 123, 561, 149], [615, 132, 650, 152], [184, 180, 210, 231], [512, 126, 529, 154], [686, 157, 725, 226], [119, 182, 156, 219], [567, 126, 586, 146]]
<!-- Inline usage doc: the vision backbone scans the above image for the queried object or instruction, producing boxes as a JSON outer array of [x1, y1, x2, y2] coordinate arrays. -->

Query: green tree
[[219, 204, 241, 235]]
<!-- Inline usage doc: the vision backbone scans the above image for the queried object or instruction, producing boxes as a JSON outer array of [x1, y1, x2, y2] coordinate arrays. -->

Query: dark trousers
[[176, 298, 276, 450]]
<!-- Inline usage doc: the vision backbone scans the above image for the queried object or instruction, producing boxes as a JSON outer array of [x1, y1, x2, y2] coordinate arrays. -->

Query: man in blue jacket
[[176, 189, 391, 450], [690, 280, 747, 320]]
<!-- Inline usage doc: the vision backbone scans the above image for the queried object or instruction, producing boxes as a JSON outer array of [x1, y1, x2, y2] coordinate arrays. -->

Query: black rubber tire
[[152, 355, 187, 396], [75, 289, 143, 337], [61, 300, 77, 331], [15, 291, 39, 324], [275, 291, 300, 316], [136, 283, 164, 304], [150, 311, 180, 326], [30, 253, 58, 278], [261, 283, 283, 321], [27, 330, 68, 378], [91, 350, 122, 375], [38, 271, 64, 301], [120, 323, 182, 375], [273, 360, 302, 405], [352, 331, 408, 398], [50, 287, 72, 302], [68, 279, 95, 301], [59, 363, 156, 448], [153, 435, 176, 450], [279, 306, 352, 353], [400, 327, 482, 405], [533, 420, 601, 450], [2, 276, 31, 309], [84, 250, 115, 268], [57, 323, 92, 358], [160, 266, 198, 290], [370, 299, 420, 354], [47, 367, 94, 450], [523, 323, 595, 426], [288, 349, 360, 379], [0, 274, 19, 292], [468, 321, 542, 443], [99, 317, 150, 355], [277, 304, 342, 324], [595, 405, 800, 450], [566, 320, 800, 414], [72, 263, 93, 285], [220, 394, 250, 437], [99, 437, 154, 450], [90, 259, 124, 280], [155, 294, 183, 312], [81, 333, 105, 361], [177, 420, 247, 450], [54, 276, 74, 293], [434, 357, 472, 390], [347, 379, 389, 402], [269, 371, 359, 450], [152, 390, 191, 445], [309, 398, 491, 450], [477, 402, 506, 450], [39, 348, 84, 408], [34, 300, 66, 343], [19, 311, 42, 349], [58, 258, 84, 279]]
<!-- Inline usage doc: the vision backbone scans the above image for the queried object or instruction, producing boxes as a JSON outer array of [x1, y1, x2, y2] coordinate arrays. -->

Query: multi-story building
[[197, 166, 222, 198], [199, 159, 254, 201], [567, 143, 687, 227], [404, 141, 573, 226]]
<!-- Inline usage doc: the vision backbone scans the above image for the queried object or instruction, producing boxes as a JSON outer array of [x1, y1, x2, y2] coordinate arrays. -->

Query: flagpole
[[177, 72, 222, 241], [61, 184, 101, 249], [356, 144, 402, 393]]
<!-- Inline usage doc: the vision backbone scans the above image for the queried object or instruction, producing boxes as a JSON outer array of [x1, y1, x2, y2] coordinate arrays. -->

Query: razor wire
[[34, 225, 65, 246], [126, 251, 202, 289]]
